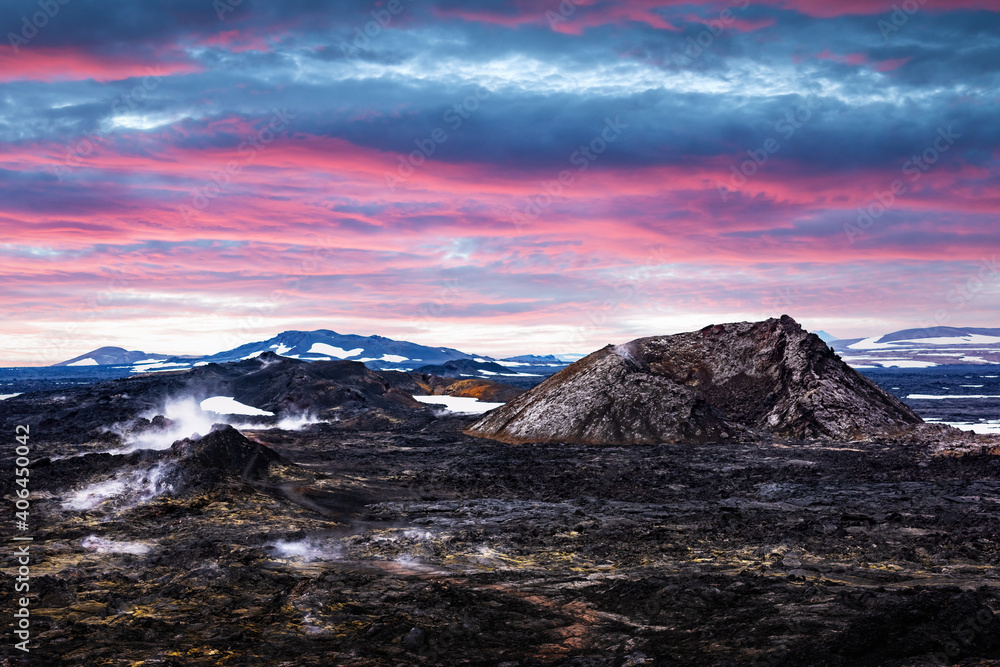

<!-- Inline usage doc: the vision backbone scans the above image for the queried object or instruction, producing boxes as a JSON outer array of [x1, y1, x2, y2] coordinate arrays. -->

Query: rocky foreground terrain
[[2, 320, 1000, 666]]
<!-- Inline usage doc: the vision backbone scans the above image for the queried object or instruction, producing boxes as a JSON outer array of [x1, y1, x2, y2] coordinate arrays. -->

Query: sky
[[1, 0, 998, 365]]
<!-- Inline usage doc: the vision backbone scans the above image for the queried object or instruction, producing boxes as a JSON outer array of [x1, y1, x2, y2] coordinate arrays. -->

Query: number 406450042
[[14, 425, 30, 525]]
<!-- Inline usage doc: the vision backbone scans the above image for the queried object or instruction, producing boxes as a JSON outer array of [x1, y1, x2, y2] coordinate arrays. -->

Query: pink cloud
[[197, 29, 274, 53], [768, 0, 1000, 17], [436, 0, 1000, 29], [0, 49, 202, 83], [876, 57, 911, 72], [817, 50, 868, 66], [2, 127, 994, 271]]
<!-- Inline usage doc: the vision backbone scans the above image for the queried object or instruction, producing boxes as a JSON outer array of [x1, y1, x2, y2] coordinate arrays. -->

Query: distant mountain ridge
[[50, 323, 1000, 377], [876, 326, 1000, 343], [50, 329, 571, 382], [830, 326, 1000, 368], [199, 329, 470, 368], [55, 347, 171, 367]]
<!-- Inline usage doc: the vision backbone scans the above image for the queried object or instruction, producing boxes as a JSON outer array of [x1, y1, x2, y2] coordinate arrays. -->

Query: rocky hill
[[467, 316, 923, 445]]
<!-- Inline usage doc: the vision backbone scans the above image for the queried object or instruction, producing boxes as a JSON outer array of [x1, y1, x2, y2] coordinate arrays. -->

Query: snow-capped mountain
[[54, 347, 172, 367], [830, 326, 1000, 368], [199, 330, 471, 369], [51, 330, 572, 381]]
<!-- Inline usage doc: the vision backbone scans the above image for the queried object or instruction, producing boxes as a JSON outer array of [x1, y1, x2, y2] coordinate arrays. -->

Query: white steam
[[266, 538, 342, 561], [611, 342, 638, 364], [275, 413, 323, 430], [82, 535, 152, 555], [108, 396, 324, 454], [111, 396, 224, 453], [62, 462, 176, 511]]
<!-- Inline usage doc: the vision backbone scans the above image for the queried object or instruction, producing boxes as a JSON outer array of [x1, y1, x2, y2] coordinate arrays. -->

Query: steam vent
[[466, 315, 922, 445]]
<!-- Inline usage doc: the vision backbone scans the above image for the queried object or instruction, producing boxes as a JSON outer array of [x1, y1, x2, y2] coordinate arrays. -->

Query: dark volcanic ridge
[[467, 316, 924, 445], [0, 352, 519, 451], [33, 425, 304, 519]]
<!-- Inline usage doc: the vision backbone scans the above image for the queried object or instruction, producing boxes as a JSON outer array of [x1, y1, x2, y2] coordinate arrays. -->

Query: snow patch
[[847, 337, 899, 350], [906, 394, 1000, 400], [896, 334, 1000, 346], [68, 358, 99, 366], [413, 395, 505, 414], [0, 393, 22, 401], [307, 343, 363, 358], [201, 396, 274, 417], [879, 360, 939, 368], [129, 361, 191, 373], [926, 419, 1000, 435]]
